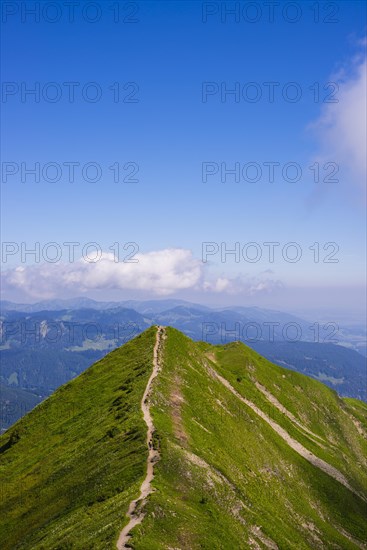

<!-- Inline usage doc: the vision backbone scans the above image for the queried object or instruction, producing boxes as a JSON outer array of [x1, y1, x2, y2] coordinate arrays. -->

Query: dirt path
[[254, 381, 327, 446], [116, 326, 165, 549], [206, 364, 366, 502]]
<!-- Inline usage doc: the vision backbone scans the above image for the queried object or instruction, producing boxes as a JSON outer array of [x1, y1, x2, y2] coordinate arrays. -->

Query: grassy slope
[[131, 328, 367, 549], [0, 327, 157, 549], [1, 326, 366, 549]]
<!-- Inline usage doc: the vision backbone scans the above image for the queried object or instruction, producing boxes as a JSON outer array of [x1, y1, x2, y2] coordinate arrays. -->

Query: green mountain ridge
[[0, 326, 366, 549]]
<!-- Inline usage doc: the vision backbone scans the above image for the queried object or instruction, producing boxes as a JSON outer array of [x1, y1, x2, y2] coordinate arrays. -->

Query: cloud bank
[[1, 248, 283, 299]]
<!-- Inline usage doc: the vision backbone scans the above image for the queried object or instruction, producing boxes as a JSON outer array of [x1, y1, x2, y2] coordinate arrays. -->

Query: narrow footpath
[[116, 326, 165, 549]]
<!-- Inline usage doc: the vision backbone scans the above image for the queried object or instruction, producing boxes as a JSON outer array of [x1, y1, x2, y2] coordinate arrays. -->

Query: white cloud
[[204, 273, 283, 295], [2, 249, 202, 298], [310, 47, 366, 195], [1, 248, 283, 299], [203, 277, 231, 293]]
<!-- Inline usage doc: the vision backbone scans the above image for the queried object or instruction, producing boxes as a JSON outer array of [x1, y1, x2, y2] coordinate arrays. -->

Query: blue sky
[[1, 1, 366, 321]]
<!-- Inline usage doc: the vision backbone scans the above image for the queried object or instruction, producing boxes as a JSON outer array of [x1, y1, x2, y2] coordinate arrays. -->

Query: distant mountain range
[[0, 297, 210, 314], [2, 298, 366, 352], [1, 299, 366, 430], [1, 327, 366, 548]]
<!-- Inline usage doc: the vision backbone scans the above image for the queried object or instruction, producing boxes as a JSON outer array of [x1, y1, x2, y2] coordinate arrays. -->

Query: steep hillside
[[0, 327, 158, 549], [252, 341, 367, 401], [0, 326, 366, 549]]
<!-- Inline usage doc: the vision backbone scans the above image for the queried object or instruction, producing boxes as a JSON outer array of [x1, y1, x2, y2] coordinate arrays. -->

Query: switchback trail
[[116, 326, 165, 549]]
